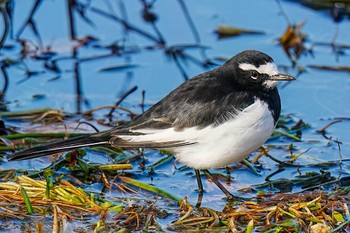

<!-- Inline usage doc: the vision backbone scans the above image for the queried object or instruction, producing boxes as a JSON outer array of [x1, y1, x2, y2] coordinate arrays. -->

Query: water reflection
[[0, 0, 349, 231]]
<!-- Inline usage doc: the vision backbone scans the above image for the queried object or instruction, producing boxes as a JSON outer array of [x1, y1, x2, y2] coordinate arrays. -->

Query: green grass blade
[[119, 176, 182, 204], [21, 187, 34, 214]]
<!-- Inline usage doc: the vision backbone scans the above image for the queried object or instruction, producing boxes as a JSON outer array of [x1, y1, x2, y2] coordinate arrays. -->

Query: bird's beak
[[268, 73, 295, 81]]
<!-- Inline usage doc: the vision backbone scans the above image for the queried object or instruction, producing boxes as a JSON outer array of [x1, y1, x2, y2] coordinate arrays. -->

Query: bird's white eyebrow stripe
[[238, 62, 279, 76]]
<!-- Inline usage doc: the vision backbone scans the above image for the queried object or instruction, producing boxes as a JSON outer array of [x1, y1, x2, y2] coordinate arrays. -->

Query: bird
[[7, 50, 294, 202]]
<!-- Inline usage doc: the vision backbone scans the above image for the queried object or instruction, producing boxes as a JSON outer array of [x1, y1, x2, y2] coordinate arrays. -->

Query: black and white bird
[[8, 50, 294, 200]]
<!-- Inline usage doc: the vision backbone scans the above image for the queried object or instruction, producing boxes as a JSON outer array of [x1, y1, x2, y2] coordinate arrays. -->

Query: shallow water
[[0, 0, 350, 231]]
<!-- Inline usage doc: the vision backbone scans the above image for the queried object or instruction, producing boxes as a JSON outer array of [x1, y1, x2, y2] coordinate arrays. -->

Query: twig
[[82, 105, 137, 117], [140, 90, 146, 113], [67, 0, 76, 40], [275, 0, 291, 25], [0, 5, 10, 49], [108, 85, 138, 117], [169, 51, 189, 80], [0, 65, 9, 100], [316, 119, 342, 139], [140, 0, 166, 44], [75, 121, 100, 133], [16, 0, 43, 49], [89, 6, 162, 44]]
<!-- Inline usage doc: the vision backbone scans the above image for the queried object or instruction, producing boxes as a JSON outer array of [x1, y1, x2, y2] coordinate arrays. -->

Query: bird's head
[[221, 50, 295, 90]]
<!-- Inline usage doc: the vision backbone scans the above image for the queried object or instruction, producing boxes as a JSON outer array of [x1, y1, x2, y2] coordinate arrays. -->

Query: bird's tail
[[7, 134, 110, 161]]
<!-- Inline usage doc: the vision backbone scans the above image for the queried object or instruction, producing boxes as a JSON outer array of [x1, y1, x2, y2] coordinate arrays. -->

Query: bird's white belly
[[174, 99, 275, 169], [125, 99, 276, 169]]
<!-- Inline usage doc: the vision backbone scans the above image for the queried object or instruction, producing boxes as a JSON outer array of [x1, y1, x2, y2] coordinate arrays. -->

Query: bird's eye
[[251, 70, 259, 79]]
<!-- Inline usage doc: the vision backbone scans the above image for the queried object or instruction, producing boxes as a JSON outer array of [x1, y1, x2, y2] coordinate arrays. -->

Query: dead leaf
[[279, 21, 308, 60], [215, 25, 264, 39]]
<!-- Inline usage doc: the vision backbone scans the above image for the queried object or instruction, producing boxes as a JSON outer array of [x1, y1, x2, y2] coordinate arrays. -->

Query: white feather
[[120, 99, 275, 169], [238, 62, 278, 75], [238, 62, 279, 88]]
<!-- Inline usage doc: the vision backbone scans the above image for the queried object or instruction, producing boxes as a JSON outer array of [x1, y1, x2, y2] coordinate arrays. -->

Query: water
[[0, 0, 350, 231]]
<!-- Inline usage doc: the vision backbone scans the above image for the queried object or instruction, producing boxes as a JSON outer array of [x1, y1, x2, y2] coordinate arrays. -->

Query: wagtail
[[8, 50, 295, 200]]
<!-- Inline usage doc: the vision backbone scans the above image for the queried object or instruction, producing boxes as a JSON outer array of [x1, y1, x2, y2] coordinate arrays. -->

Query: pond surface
[[0, 0, 350, 232]]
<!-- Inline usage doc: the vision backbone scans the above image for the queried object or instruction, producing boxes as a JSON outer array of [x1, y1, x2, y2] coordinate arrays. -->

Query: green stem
[[119, 176, 182, 204], [21, 187, 34, 214]]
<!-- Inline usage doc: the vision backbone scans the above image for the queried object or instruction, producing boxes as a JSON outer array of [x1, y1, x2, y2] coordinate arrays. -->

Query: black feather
[[8, 134, 109, 161]]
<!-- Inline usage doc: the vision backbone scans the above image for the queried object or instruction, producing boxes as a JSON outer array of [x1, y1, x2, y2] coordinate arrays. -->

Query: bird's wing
[[121, 74, 255, 130], [107, 72, 256, 149], [109, 136, 195, 149], [107, 117, 195, 148]]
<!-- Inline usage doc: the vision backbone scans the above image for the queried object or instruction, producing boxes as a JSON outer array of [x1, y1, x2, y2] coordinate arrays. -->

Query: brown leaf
[[279, 21, 307, 59], [215, 25, 264, 39]]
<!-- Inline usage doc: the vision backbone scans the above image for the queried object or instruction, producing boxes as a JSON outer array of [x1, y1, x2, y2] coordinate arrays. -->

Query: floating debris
[[279, 21, 308, 60], [308, 64, 350, 72], [215, 25, 264, 39], [0, 108, 70, 124]]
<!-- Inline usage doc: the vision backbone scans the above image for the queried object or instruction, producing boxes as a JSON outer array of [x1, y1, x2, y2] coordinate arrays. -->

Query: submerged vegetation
[[0, 0, 349, 232]]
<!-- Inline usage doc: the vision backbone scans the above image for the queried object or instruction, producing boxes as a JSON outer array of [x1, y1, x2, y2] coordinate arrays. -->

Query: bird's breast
[[173, 99, 276, 169]]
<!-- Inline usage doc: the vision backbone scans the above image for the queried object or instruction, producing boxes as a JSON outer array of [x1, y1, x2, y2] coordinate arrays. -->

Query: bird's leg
[[195, 169, 203, 207], [195, 169, 204, 193], [202, 169, 235, 200]]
